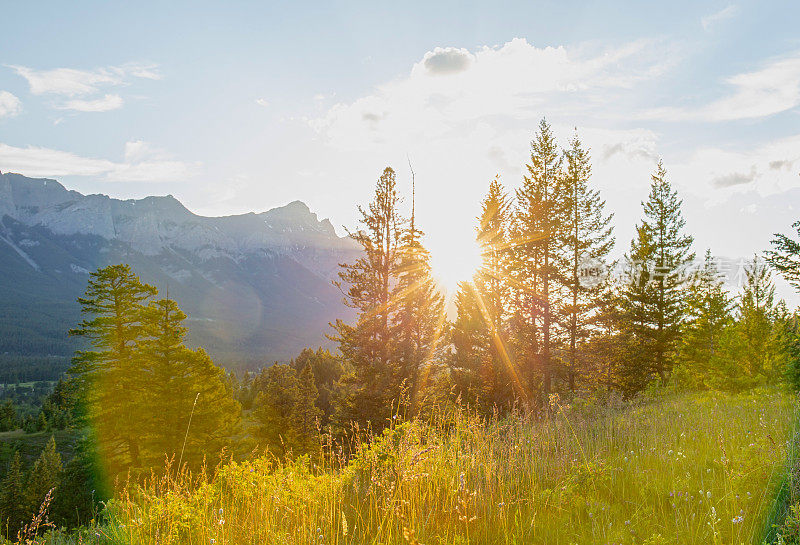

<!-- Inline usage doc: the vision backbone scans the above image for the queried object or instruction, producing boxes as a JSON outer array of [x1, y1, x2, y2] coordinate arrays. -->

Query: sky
[[1, 1, 800, 299]]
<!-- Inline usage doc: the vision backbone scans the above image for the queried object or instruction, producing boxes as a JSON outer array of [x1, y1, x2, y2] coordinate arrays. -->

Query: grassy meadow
[[31, 388, 798, 545]]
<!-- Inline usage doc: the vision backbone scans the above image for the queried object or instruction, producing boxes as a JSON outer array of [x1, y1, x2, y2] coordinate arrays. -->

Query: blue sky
[[2, 1, 800, 297]]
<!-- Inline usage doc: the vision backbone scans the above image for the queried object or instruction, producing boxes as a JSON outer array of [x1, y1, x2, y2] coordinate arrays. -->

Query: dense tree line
[[332, 118, 800, 419]]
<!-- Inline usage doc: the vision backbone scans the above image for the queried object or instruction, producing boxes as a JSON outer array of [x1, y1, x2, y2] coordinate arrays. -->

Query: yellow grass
[[39, 388, 800, 545]]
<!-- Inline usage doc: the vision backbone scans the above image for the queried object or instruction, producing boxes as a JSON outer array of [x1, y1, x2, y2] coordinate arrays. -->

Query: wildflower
[[732, 515, 744, 524], [707, 490, 711, 498]]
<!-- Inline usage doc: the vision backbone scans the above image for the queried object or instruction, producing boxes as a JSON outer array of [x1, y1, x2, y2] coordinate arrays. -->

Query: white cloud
[[670, 133, 800, 198], [643, 52, 800, 121], [56, 94, 124, 112], [8, 62, 161, 96], [309, 38, 669, 152], [0, 140, 199, 183], [0, 91, 22, 118], [702, 5, 739, 31]]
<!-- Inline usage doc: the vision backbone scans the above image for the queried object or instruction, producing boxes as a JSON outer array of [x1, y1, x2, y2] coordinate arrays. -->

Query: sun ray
[[466, 280, 528, 402]]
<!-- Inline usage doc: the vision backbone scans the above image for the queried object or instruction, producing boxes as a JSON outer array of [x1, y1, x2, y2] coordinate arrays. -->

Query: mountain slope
[[0, 172, 358, 379]]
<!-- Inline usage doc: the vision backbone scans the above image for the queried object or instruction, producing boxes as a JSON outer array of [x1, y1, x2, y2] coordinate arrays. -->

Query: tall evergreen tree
[[451, 176, 519, 408], [0, 401, 17, 432], [330, 167, 404, 428], [290, 348, 344, 425], [51, 431, 108, 530], [0, 451, 27, 538], [558, 131, 614, 392], [735, 257, 781, 380], [766, 221, 800, 291], [252, 364, 320, 457], [136, 298, 241, 470], [25, 436, 62, 518], [393, 167, 445, 416], [620, 161, 694, 391], [69, 264, 156, 475], [513, 118, 566, 398], [296, 364, 322, 453], [677, 250, 733, 387]]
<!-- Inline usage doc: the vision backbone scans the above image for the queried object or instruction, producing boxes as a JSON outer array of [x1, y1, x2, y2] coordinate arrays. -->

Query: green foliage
[[392, 177, 446, 417], [69, 264, 157, 474], [136, 298, 241, 470], [558, 131, 615, 392], [620, 161, 694, 392], [451, 177, 519, 409], [736, 257, 784, 380], [252, 363, 321, 457], [676, 250, 733, 388], [290, 347, 344, 424], [777, 503, 800, 544], [781, 314, 800, 391], [0, 451, 27, 537], [68, 264, 241, 481], [25, 436, 63, 518], [512, 118, 565, 397], [0, 402, 17, 432], [766, 220, 800, 293], [330, 167, 404, 429], [51, 431, 108, 529]]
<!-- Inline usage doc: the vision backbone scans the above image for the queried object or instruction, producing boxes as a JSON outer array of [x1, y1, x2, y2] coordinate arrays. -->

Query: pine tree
[[451, 176, 519, 408], [290, 348, 344, 425], [766, 221, 800, 291], [0, 451, 27, 537], [0, 401, 17, 432], [25, 436, 62, 518], [392, 167, 445, 416], [136, 298, 241, 470], [620, 161, 694, 391], [36, 412, 48, 432], [558, 131, 614, 392], [677, 250, 733, 388], [735, 257, 782, 381], [330, 167, 404, 428], [513, 119, 566, 398], [252, 364, 320, 457], [51, 431, 108, 530], [295, 364, 322, 453], [69, 264, 157, 474], [450, 282, 492, 406]]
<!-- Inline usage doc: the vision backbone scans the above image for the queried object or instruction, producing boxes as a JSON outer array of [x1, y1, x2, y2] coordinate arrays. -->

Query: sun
[[430, 235, 483, 296]]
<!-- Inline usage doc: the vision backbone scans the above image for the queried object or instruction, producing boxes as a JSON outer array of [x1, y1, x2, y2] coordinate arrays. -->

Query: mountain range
[[0, 171, 359, 380]]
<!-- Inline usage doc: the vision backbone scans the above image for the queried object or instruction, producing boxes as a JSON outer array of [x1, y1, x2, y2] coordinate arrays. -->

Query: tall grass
[[36, 388, 800, 545]]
